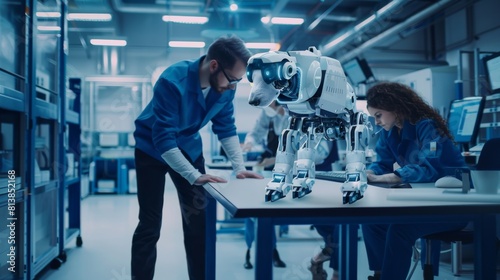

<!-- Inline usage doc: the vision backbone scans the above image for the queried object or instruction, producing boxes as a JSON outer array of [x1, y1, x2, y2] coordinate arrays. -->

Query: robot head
[[247, 70, 280, 107], [247, 53, 298, 107], [246, 58, 297, 84]]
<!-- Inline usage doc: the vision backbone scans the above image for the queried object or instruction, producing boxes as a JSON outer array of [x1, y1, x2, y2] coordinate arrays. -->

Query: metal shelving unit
[[456, 48, 499, 146], [0, 0, 28, 279], [59, 78, 83, 258], [0, 0, 83, 279], [0, 110, 25, 280], [479, 93, 500, 142], [24, 0, 65, 276]]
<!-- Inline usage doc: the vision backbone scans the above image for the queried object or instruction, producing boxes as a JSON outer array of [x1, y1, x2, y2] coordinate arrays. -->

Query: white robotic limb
[[341, 112, 373, 204], [264, 116, 324, 202], [265, 120, 302, 202], [291, 119, 324, 199], [247, 46, 372, 204]]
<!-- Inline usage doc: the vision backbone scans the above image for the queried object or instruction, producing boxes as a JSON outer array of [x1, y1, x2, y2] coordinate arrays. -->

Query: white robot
[[246, 46, 373, 204]]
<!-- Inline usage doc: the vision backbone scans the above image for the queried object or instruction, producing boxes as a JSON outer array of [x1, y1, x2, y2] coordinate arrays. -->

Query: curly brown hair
[[366, 81, 453, 140]]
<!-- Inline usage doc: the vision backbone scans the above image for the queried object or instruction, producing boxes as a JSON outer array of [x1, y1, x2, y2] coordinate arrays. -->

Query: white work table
[[202, 178, 500, 280]]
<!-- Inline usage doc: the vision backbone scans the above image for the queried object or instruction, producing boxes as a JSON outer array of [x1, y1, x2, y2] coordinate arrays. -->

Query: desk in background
[[90, 149, 135, 194], [205, 160, 259, 170], [203, 179, 500, 280]]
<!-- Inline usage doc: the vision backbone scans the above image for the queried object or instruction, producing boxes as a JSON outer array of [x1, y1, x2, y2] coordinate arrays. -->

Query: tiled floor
[[36, 178, 487, 280]]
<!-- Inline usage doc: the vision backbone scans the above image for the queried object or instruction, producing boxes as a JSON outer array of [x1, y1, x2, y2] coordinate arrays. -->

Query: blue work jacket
[[368, 119, 466, 183], [134, 56, 238, 163]]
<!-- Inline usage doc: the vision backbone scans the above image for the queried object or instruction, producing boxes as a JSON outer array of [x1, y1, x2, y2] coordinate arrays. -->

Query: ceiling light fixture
[[162, 15, 209, 24], [168, 41, 206, 48], [90, 39, 127, 47], [245, 42, 280, 51], [261, 16, 304, 25], [323, 30, 353, 50], [354, 14, 376, 31], [378, 1, 400, 14], [36, 12, 61, 18], [229, 3, 238, 11], [68, 13, 112, 21], [37, 26, 61, 32]]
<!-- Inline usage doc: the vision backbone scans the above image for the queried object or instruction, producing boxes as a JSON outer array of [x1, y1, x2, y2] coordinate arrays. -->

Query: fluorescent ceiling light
[[245, 42, 280, 51], [323, 30, 353, 50], [261, 16, 304, 25], [162, 15, 208, 24], [378, 1, 400, 14], [37, 26, 61, 32], [168, 41, 205, 48], [68, 13, 112, 21], [354, 14, 376, 31], [90, 39, 127, 46], [36, 12, 61, 18]]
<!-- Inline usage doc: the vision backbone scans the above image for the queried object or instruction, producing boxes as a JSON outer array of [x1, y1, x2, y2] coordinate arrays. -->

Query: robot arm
[[341, 112, 373, 204], [247, 47, 372, 204], [265, 121, 301, 202]]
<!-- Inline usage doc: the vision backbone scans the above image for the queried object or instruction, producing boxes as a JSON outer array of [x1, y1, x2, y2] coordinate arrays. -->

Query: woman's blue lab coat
[[369, 119, 466, 182], [364, 119, 467, 279]]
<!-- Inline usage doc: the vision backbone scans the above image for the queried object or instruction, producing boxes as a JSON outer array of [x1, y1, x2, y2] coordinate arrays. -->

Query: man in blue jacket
[[131, 35, 263, 280]]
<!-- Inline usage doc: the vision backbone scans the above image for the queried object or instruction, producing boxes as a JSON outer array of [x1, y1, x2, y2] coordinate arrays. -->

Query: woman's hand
[[256, 157, 276, 168], [367, 172, 401, 184], [235, 170, 265, 179]]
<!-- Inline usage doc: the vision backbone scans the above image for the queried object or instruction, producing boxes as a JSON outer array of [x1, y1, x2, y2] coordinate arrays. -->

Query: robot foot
[[292, 187, 312, 199], [342, 191, 363, 204], [265, 189, 286, 202]]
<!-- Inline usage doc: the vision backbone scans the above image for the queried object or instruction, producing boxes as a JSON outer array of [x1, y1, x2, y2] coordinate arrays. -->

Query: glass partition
[[35, 0, 62, 101], [35, 119, 57, 184]]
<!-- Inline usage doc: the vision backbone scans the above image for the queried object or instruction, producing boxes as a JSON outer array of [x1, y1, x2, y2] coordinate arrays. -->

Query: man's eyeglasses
[[218, 62, 242, 85]]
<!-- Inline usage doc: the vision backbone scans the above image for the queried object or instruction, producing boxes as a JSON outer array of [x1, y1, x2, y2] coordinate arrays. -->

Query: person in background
[[131, 35, 263, 280], [361, 81, 468, 280], [308, 142, 342, 280], [242, 100, 336, 171], [242, 100, 289, 170], [308, 224, 338, 280], [241, 100, 289, 269]]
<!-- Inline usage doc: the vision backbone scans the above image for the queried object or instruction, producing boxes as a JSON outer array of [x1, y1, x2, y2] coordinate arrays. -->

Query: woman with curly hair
[[361, 81, 468, 280]]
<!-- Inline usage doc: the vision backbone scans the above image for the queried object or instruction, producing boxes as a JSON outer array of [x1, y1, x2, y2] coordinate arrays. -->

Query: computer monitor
[[482, 51, 500, 94], [447, 96, 485, 150], [342, 57, 374, 86]]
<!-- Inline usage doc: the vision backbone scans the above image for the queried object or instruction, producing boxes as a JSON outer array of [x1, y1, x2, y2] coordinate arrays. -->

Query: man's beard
[[209, 70, 227, 93]]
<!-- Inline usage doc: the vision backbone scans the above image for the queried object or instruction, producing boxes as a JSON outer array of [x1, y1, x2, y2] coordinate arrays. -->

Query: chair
[[413, 138, 500, 280]]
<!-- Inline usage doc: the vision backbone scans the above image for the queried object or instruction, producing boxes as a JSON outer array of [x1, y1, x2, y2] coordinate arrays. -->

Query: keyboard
[[315, 170, 346, 182]]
